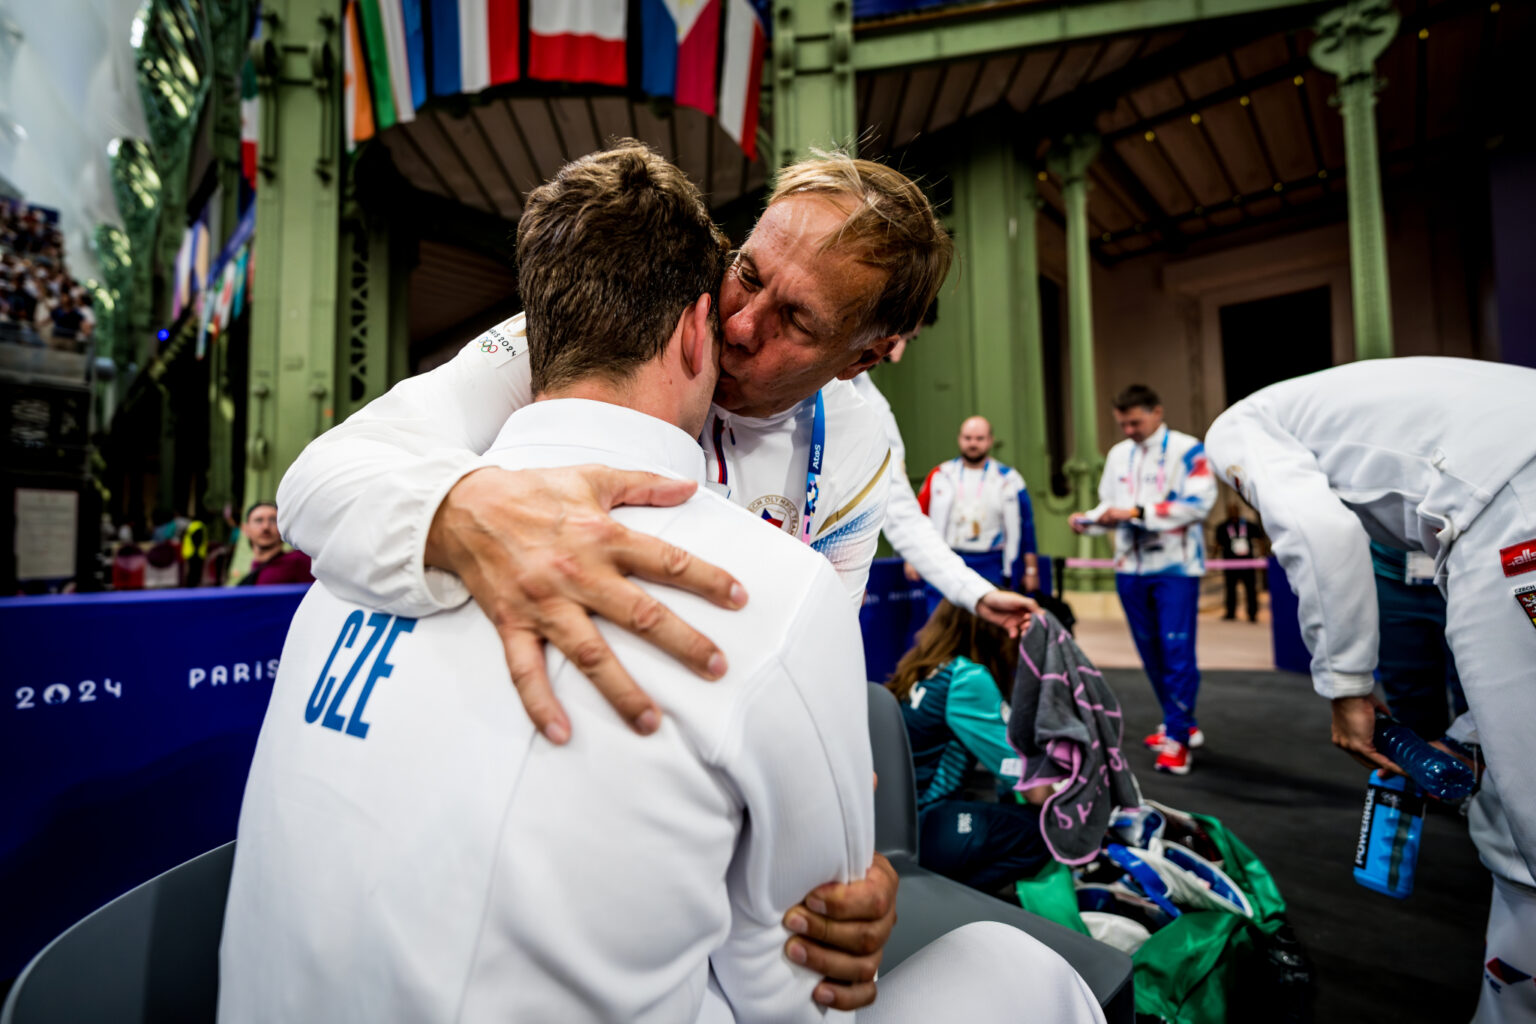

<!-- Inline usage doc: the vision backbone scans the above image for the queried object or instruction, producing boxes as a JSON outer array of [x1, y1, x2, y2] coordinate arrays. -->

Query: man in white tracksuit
[[224, 144, 1102, 1024], [917, 416, 1035, 598], [277, 148, 1039, 1008], [1205, 356, 1536, 1022], [1072, 385, 1218, 776]]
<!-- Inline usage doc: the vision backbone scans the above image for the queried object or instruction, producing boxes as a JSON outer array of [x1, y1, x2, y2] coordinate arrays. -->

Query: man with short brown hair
[[276, 144, 1038, 1005]]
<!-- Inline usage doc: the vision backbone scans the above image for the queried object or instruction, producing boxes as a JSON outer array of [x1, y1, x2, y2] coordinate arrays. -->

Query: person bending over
[[887, 601, 1051, 894]]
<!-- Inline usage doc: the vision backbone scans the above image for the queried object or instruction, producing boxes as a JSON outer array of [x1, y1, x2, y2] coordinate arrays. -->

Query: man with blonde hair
[[276, 145, 1042, 1005]]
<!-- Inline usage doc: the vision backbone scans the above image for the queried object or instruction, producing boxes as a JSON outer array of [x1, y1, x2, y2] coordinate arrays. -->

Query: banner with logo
[[0, 585, 308, 978]]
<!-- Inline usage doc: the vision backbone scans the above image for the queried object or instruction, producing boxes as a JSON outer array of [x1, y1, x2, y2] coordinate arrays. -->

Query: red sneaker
[[1155, 741, 1192, 776], [1144, 725, 1204, 750]]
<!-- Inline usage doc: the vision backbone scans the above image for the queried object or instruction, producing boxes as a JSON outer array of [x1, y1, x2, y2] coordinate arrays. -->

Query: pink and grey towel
[[1008, 611, 1142, 865]]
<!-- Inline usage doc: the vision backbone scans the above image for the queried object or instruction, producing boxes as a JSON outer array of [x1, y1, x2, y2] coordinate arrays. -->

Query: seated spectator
[[49, 291, 84, 346], [230, 501, 314, 586], [887, 600, 1051, 894]]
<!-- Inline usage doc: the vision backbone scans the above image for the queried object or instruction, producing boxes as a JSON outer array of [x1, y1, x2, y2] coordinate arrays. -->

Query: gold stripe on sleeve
[[816, 449, 892, 537]]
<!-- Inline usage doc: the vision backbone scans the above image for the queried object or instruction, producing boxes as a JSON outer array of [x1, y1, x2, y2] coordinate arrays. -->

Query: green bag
[[1015, 812, 1289, 1023]]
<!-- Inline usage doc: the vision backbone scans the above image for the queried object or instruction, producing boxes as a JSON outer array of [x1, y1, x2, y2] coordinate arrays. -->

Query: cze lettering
[[305, 611, 415, 739]]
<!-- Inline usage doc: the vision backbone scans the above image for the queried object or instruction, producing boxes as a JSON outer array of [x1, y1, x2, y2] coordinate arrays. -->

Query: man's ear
[[680, 293, 714, 378], [834, 333, 899, 381]]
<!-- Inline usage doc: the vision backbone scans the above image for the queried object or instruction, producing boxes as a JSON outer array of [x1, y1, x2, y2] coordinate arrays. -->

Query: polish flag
[[717, 0, 767, 159], [529, 0, 627, 88], [641, 0, 721, 115]]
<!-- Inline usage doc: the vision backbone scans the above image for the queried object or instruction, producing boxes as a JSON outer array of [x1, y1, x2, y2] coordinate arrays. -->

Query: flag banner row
[[343, 0, 770, 158]]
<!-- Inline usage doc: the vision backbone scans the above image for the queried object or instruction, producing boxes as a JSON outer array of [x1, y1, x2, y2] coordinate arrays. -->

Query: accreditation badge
[[1514, 581, 1536, 634], [1231, 538, 1251, 557]]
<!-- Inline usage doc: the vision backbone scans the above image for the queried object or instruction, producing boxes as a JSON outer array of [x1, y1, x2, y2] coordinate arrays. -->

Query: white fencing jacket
[[1082, 424, 1217, 577], [277, 313, 891, 609], [1205, 356, 1536, 699], [850, 371, 996, 612], [221, 399, 874, 1023]]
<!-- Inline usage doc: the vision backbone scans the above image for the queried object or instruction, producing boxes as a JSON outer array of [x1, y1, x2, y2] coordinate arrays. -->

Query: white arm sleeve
[[711, 566, 874, 1022], [1140, 441, 1219, 532], [1206, 402, 1378, 698], [883, 468, 996, 613], [277, 332, 534, 616], [1078, 458, 1116, 536], [1001, 471, 1023, 581]]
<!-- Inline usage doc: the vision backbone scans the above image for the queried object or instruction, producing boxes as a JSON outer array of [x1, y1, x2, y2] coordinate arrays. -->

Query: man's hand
[[1330, 694, 1401, 775], [1022, 565, 1040, 593], [1068, 513, 1092, 534], [783, 853, 898, 1010], [425, 466, 748, 744], [1096, 507, 1140, 526], [976, 590, 1038, 637], [902, 561, 922, 583]]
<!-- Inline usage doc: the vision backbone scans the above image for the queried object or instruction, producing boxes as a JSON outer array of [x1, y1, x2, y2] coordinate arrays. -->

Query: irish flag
[[718, 0, 767, 159], [641, 0, 721, 115], [528, 0, 627, 87]]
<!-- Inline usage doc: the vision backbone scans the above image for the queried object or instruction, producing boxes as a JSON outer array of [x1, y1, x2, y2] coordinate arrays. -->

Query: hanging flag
[[355, 0, 398, 129], [718, 0, 767, 159], [528, 0, 626, 87], [239, 57, 259, 184], [641, 0, 720, 115], [401, 0, 428, 108], [374, 0, 417, 122], [426, 0, 516, 97], [344, 0, 376, 151], [428, 0, 463, 95], [486, 0, 520, 86]]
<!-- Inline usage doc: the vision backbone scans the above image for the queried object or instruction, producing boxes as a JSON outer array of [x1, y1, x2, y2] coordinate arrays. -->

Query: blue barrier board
[[0, 585, 308, 978]]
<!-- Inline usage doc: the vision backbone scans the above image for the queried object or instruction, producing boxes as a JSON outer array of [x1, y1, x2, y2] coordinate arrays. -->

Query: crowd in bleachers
[[0, 199, 95, 351]]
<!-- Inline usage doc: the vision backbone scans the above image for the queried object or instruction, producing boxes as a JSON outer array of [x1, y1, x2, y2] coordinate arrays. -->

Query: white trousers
[[695, 921, 1106, 1023], [1444, 460, 1536, 1021], [1473, 875, 1536, 1023]]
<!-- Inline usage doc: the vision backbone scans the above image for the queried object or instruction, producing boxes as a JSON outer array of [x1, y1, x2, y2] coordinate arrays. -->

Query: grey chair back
[[867, 682, 920, 859], [1, 842, 235, 1024]]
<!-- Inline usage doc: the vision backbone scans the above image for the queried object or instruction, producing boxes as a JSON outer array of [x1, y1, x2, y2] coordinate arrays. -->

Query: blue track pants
[[1116, 573, 1202, 744]]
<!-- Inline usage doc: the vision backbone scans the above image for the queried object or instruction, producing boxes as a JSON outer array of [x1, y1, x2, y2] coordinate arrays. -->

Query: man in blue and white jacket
[[1072, 385, 1217, 775]]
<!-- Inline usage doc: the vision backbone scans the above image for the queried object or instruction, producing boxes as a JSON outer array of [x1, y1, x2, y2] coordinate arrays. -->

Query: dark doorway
[[1219, 286, 1333, 405]]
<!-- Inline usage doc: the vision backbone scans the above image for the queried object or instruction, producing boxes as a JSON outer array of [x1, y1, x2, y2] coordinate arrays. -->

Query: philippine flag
[[529, 0, 627, 87], [641, 0, 721, 115], [718, 0, 768, 159]]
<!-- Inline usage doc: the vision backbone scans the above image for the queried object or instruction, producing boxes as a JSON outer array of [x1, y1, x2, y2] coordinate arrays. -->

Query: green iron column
[[243, 0, 343, 506], [1048, 134, 1104, 572], [771, 0, 857, 166], [1311, 0, 1399, 360]]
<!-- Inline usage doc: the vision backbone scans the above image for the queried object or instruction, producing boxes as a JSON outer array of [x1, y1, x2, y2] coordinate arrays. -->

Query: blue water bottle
[[1372, 712, 1477, 801], [1353, 770, 1424, 899]]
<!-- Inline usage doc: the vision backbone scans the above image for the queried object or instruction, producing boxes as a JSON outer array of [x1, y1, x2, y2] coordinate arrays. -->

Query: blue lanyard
[[800, 390, 826, 544]]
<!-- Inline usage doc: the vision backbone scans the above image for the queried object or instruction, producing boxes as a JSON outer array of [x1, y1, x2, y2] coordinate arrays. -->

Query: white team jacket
[[1082, 424, 1217, 577], [850, 371, 996, 612], [220, 399, 874, 1023], [1206, 356, 1536, 699], [277, 313, 891, 610], [920, 458, 1026, 576]]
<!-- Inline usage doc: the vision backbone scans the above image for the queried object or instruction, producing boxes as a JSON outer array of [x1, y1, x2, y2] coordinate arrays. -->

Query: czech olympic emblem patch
[[1513, 581, 1536, 634], [749, 494, 800, 536]]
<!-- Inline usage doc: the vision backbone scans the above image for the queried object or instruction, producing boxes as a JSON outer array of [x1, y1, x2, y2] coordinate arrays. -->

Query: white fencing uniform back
[[221, 399, 874, 1023]]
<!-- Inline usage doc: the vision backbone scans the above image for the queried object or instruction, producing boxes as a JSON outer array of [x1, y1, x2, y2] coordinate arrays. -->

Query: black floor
[[1108, 667, 1489, 1023]]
